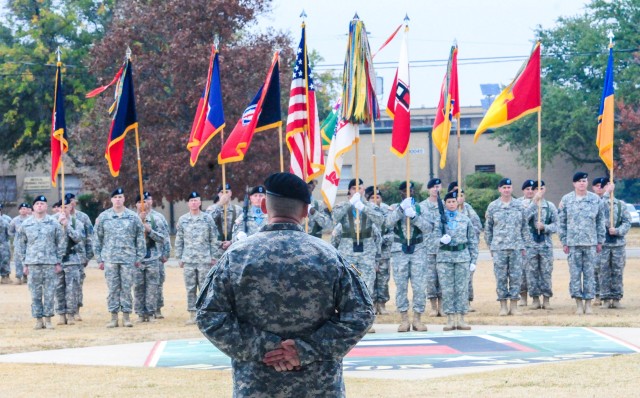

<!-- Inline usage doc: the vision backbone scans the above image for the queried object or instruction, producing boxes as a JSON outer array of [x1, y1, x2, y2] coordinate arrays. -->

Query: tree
[[490, 0, 640, 172], [0, 0, 114, 164], [77, 0, 294, 203]]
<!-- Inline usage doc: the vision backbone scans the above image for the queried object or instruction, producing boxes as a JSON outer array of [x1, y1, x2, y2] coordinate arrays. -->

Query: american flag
[[286, 25, 323, 181]]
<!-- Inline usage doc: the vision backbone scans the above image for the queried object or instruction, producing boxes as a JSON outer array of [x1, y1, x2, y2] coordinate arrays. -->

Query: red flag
[[51, 62, 68, 186], [387, 26, 410, 158], [432, 46, 459, 168]]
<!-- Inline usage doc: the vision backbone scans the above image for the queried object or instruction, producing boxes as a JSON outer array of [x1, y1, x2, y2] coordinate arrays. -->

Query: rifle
[[436, 191, 447, 236], [243, 186, 249, 234]]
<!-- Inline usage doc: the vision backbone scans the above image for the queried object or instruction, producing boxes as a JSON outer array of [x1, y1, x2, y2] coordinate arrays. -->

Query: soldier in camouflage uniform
[[516, 179, 536, 306], [63, 193, 94, 321], [17, 196, 65, 330], [599, 181, 631, 309], [485, 178, 528, 316], [331, 178, 383, 332], [207, 184, 241, 261], [435, 191, 479, 331], [590, 177, 609, 305], [8, 203, 32, 285], [366, 186, 393, 316], [0, 205, 11, 284], [558, 172, 605, 315], [196, 173, 374, 398], [175, 191, 218, 325], [306, 180, 332, 239], [386, 181, 433, 332], [524, 181, 558, 309], [133, 195, 169, 322], [419, 178, 445, 317], [447, 182, 482, 312], [233, 185, 268, 242], [94, 188, 146, 328], [54, 199, 86, 326]]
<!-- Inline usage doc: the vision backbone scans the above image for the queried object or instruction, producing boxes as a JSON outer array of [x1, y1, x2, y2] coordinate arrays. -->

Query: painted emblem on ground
[[145, 327, 640, 371]]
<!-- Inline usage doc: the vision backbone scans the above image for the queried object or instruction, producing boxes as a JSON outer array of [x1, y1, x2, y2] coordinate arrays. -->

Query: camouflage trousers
[[338, 239, 377, 299], [134, 261, 160, 316], [27, 264, 56, 318], [599, 246, 625, 300], [492, 250, 524, 301], [426, 253, 441, 299], [12, 243, 23, 278], [0, 243, 10, 276], [78, 265, 86, 308], [183, 262, 212, 311], [55, 264, 81, 315], [468, 270, 475, 302], [593, 251, 602, 296], [437, 261, 469, 315], [104, 262, 135, 313], [157, 262, 166, 310], [391, 249, 427, 313], [520, 262, 528, 294], [567, 246, 596, 300], [525, 245, 554, 297], [374, 257, 391, 303]]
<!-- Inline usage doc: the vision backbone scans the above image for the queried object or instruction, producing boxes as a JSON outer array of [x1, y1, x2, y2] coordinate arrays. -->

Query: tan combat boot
[[397, 312, 410, 333], [531, 296, 541, 309], [584, 300, 593, 315], [185, 311, 196, 326], [498, 300, 509, 316], [611, 299, 623, 309], [378, 302, 389, 315], [75, 309, 82, 321], [154, 310, 164, 319], [106, 312, 119, 328], [593, 296, 601, 306], [122, 312, 133, 327], [34, 318, 44, 330], [468, 301, 476, 313], [456, 314, 471, 331], [437, 299, 443, 317], [443, 314, 456, 331], [509, 299, 521, 316], [57, 314, 67, 325], [43, 317, 54, 329], [13, 277, 22, 285], [575, 298, 584, 315], [412, 313, 428, 332], [600, 299, 610, 309], [519, 292, 528, 306], [67, 313, 76, 325], [135, 315, 146, 323], [428, 298, 438, 317], [542, 296, 551, 309]]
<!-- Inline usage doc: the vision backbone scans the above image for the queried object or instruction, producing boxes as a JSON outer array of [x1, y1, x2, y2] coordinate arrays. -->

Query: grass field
[[1, 230, 639, 397]]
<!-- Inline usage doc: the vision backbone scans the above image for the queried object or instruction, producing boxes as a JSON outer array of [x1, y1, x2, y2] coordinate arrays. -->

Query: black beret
[[264, 173, 311, 204], [187, 191, 200, 201], [111, 188, 124, 197], [364, 186, 381, 200], [521, 179, 536, 190], [33, 195, 47, 205], [444, 191, 458, 201], [573, 172, 588, 182], [0, 203, 3, 209], [533, 180, 545, 189], [19, 202, 31, 209], [498, 178, 512, 188], [64, 193, 76, 200], [249, 185, 266, 196], [427, 178, 442, 189], [217, 183, 232, 193], [348, 178, 364, 190], [398, 181, 415, 191], [447, 181, 459, 193], [592, 177, 609, 187], [135, 194, 146, 203], [63, 198, 72, 206], [143, 191, 151, 199]]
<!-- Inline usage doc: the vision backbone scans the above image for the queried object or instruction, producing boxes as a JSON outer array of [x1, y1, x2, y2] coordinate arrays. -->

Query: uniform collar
[[260, 223, 304, 233]]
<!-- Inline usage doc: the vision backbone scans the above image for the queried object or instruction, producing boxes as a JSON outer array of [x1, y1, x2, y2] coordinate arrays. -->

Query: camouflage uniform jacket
[[434, 210, 479, 264], [17, 215, 65, 265], [139, 211, 170, 263], [558, 191, 605, 247], [232, 206, 268, 241], [94, 208, 146, 264], [8, 215, 29, 237], [524, 200, 558, 248], [331, 200, 384, 239], [149, 209, 171, 259], [385, 200, 433, 253], [175, 211, 218, 263], [60, 216, 86, 265], [196, 223, 374, 397], [418, 198, 443, 254], [207, 204, 242, 242], [484, 198, 527, 251], [0, 216, 10, 254], [462, 202, 483, 237], [602, 198, 631, 247], [378, 203, 394, 259], [73, 209, 94, 261], [307, 199, 332, 238]]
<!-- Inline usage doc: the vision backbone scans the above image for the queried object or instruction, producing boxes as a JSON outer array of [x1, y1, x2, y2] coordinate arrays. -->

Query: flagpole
[[608, 33, 615, 227], [56, 47, 66, 212], [537, 109, 542, 227], [301, 14, 311, 232], [221, 128, 228, 241], [126, 47, 145, 214], [405, 157, 411, 245], [355, 138, 360, 244], [456, 113, 462, 210]]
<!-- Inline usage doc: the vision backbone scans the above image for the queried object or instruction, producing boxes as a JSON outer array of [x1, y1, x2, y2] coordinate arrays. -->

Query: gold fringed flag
[[432, 45, 459, 168], [596, 46, 614, 170]]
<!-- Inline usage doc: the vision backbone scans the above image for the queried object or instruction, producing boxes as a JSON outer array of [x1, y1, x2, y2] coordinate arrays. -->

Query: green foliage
[[465, 172, 504, 189], [614, 179, 640, 205], [308, 49, 340, 121], [377, 180, 427, 204], [77, 192, 103, 224], [465, 187, 499, 225]]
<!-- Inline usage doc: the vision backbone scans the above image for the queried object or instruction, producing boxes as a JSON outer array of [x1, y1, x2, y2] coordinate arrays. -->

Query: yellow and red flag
[[387, 25, 411, 158], [432, 45, 459, 168], [51, 61, 68, 187], [474, 42, 540, 142], [596, 46, 614, 170]]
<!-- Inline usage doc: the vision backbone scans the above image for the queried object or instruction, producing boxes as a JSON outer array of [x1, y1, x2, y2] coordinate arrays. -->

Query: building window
[[475, 164, 496, 173], [59, 174, 82, 197], [338, 165, 353, 191], [0, 176, 18, 203]]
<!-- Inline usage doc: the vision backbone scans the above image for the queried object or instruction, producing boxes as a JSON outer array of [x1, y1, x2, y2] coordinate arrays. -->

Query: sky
[[256, 0, 593, 109]]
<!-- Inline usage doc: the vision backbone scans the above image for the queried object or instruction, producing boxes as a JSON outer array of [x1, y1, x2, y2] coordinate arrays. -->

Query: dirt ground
[[1, 230, 639, 397]]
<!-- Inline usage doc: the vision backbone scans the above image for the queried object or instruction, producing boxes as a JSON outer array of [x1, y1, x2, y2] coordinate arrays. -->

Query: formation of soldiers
[[0, 171, 631, 331]]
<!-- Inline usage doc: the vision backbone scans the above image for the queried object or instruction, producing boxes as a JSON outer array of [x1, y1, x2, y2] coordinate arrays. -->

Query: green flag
[[320, 99, 341, 149]]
